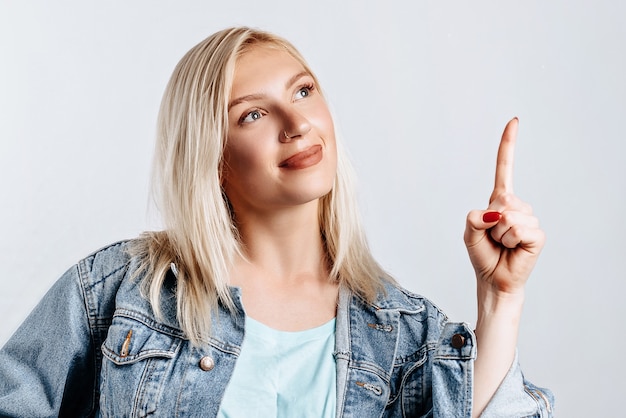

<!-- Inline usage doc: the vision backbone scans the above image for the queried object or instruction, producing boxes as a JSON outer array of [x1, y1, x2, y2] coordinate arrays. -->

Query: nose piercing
[[283, 130, 291, 140]]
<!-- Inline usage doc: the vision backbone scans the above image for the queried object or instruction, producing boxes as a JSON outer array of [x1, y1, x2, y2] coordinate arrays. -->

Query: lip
[[279, 144, 323, 169]]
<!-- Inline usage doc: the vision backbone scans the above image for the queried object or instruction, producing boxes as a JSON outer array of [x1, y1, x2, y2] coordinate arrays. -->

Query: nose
[[279, 109, 311, 143]]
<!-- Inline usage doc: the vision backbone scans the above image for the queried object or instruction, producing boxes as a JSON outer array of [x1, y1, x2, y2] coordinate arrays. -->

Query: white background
[[1, 1, 624, 416]]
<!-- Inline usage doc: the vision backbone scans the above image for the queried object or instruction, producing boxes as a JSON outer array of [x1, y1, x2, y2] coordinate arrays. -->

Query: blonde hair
[[132, 27, 391, 345]]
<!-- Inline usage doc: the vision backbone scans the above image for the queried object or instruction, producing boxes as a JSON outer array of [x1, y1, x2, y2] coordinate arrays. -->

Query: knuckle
[[498, 210, 511, 224], [509, 224, 524, 238], [500, 193, 516, 206], [503, 225, 524, 248], [466, 210, 479, 224]]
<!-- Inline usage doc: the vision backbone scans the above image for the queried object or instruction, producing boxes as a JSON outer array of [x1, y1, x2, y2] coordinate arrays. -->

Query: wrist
[[476, 281, 525, 323]]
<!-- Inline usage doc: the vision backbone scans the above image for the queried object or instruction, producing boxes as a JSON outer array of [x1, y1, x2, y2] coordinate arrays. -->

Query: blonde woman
[[0, 27, 553, 417]]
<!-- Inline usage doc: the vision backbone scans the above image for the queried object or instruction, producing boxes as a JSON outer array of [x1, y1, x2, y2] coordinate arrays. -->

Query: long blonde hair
[[132, 27, 391, 346]]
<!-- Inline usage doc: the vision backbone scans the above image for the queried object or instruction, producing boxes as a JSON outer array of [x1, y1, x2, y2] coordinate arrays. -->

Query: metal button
[[199, 356, 215, 371], [451, 333, 465, 349]]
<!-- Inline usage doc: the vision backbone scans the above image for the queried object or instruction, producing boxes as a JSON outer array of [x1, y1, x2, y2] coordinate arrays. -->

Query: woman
[[0, 27, 553, 417]]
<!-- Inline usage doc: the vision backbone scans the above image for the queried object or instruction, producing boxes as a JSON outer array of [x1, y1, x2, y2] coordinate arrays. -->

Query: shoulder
[[72, 239, 148, 322], [343, 280, 451, 346], [374, 281, 449, 322], [74, 239, 140, 294], [78, 240, 133, 274]]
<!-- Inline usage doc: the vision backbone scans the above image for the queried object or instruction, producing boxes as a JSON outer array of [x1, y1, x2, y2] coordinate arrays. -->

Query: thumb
[[464, 210, 501, 246]]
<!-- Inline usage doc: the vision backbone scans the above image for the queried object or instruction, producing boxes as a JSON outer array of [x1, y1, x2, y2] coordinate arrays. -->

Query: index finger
[[491, 117, 518, 201]]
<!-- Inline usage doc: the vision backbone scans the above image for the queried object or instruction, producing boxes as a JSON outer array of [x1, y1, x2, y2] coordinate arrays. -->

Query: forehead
[[231, 45, 307, 93]]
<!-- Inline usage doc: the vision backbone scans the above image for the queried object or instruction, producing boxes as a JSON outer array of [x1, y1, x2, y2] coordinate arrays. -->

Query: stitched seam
[[84, 263, 128, 292], [76, 262, 99, 416], [114, 309, 185, 339], [386, 350, 428, 405], [535, 388, 552, 414]]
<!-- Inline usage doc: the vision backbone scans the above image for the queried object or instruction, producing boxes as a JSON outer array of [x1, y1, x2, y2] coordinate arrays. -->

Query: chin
[[284, 179, 334, 206]]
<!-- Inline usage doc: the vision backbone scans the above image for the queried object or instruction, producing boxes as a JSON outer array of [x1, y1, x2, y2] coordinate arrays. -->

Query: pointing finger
[[491, 117, 518, 203]]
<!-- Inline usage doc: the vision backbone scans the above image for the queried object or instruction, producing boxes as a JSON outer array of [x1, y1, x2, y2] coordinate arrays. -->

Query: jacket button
[[199, 356, 215, 371], [451, 333, 465, 349]]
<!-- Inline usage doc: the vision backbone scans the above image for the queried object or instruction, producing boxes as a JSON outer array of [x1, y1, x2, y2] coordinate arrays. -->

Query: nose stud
[[283, 130, 291, 140]]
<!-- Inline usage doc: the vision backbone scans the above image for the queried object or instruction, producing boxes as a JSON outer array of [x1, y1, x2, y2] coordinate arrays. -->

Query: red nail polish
[[482, 211, 501, 223]]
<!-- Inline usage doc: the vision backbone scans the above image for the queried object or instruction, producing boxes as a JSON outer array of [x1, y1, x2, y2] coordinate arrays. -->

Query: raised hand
[[464, 117, 545, 295], [466, 118, 546, 417]]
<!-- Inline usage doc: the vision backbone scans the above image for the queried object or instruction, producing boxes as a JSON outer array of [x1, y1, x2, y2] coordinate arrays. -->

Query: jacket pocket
[[100, 312, 183, 417]]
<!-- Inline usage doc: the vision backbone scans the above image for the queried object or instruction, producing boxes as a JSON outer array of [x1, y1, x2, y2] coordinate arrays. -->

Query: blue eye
[[295, 84, 314, 100], [240, 110, 263, 124]]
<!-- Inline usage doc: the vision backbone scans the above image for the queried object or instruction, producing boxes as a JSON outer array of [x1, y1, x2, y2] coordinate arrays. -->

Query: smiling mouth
[[279, 145, 323, 169]]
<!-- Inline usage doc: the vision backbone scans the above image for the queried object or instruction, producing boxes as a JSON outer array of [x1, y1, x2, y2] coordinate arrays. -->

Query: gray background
[[1, 1, 624, 416]]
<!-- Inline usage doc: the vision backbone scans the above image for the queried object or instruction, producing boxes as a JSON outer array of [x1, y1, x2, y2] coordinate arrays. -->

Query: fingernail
[[482, 211, 501, 223]]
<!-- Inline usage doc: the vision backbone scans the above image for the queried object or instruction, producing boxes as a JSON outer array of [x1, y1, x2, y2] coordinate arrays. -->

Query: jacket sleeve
[[479, 350, 554, 418], [431, 322, 554, 418], [0, 265, 99, 418]]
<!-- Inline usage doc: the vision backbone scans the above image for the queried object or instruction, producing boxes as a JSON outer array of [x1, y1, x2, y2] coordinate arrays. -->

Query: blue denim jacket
[[0, 241, 554, 417]]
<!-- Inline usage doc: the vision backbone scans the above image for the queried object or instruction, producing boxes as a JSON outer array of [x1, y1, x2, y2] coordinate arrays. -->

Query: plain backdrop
[[1, 1, 624, 416]]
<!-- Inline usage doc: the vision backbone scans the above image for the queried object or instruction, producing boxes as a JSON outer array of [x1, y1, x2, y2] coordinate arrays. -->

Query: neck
[[231, 200, 327, 283], [227, 198, 339, 331]]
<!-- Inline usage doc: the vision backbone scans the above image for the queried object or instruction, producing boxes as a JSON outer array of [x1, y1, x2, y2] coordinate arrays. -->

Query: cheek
[[317, 103, 334, 131], [225, 136, 258, 168], [308, 106, 335, 149], [320, 111, 336, 148], [318, 109, 336, 157], [223, 141, 273, 187], [222, 144, 249, 188]]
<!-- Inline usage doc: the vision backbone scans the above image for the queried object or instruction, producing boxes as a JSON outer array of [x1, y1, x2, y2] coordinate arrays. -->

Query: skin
[[224, 46, 544, 415], [223, 45, 339, 332], [465, 117, 545, 416]]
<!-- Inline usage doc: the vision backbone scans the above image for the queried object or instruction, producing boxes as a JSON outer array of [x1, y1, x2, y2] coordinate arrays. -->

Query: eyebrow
[[227, 71, 311, 110]]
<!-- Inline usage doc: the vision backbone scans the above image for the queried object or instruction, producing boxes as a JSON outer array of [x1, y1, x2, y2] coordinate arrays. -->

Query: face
[[222, 45, 337, 215]]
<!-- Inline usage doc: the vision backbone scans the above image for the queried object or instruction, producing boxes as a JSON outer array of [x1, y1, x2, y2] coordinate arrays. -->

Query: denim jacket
[[0, 240, 554, 417]]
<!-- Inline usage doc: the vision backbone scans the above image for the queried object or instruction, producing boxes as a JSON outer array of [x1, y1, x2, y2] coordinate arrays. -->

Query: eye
[[239, 109, 264, 124], [295, 83, 315, 100]]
